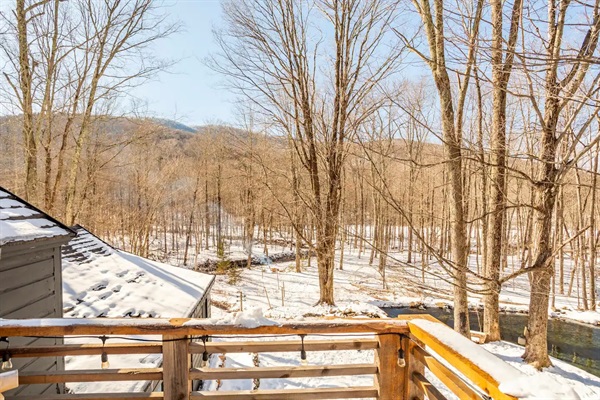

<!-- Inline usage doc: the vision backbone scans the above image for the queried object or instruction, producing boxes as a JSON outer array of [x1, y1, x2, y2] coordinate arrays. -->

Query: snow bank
[[203, 307, 279, 328], [500, 375, 580, 399], [264, 301, 386, 320], [484, 341, 599, 400]]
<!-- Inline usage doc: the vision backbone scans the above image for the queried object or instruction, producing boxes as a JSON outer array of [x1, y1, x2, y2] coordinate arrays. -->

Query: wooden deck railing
[[0, 316, 525, 400]]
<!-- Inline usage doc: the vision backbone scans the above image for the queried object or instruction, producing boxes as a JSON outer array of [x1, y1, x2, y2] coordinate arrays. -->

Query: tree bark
[[15, 0, 37, 201], [484, 0, 522, 342]]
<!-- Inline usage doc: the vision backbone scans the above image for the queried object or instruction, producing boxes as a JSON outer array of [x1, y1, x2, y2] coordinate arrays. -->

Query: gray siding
[[0, 242, 66, 396], [0, 244, 62, 316]]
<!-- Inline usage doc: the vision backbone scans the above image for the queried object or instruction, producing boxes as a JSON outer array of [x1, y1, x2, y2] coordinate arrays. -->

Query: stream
[[382, 307, 600, 378]]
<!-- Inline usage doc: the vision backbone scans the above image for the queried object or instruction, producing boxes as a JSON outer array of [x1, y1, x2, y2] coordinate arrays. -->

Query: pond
[[382, 307, 600, 378]]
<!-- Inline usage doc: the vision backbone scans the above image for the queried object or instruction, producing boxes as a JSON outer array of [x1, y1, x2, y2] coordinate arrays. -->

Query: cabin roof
[[0, 186, 75, 246], [62, 226, 215, 319]]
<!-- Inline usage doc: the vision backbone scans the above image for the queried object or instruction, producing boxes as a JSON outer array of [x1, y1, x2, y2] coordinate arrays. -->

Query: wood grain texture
[[402, 335, 424, 400], [375, 333, 403, 400], [190, 387, 378, 399], [162, 335, 189, 400], [5, 393, 163, 400], [412, 372, 447, 400], [0, 318, 410, 336], [191, 338, 378, 354], [190, 364, 377, 380], [18, 368, 162, 384], [412, 345, 482, 400]]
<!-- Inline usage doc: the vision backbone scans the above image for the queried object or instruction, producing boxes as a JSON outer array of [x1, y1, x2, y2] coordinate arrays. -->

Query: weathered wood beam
[[10, 343, 162, 358], [0, 318, 410, 336], [412, 372, 447, 400], [190, 387, 378, 399], [5, 394, 163, 400], [18, 368, 162, 384], [162, 334, 190, 400], [412, 345, 482, 400], [191, 338, 379, 354], [374, 333, 404, 400], [190, 363, 377, 380], [402, 335, 425, 399]]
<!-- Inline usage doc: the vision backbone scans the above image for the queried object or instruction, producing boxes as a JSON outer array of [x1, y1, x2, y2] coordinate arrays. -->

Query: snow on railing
[[408, 316, 522, 400], [0, 315, 531, 400]]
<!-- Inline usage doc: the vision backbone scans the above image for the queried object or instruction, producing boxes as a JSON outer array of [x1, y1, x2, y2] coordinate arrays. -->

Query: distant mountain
[[152, 118, 197, 133]]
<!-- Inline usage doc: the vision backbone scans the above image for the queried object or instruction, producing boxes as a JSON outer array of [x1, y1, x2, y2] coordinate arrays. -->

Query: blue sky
[[133, 1, 428, 128], [130, 0, 236, 126]]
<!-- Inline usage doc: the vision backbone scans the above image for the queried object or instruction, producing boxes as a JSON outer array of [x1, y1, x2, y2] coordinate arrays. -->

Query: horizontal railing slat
[[0, 318, 409, 336], [190, 363, 377, 380], [9, 339, 378, 359], [18, 368, 163, 384], [190, 386, 379, 399], [192, 338, 378, 354], [412, 372, 447, 400], [412, 345, 483, 400], [5, 393, 163, 400], [10, 343, 162, 358]]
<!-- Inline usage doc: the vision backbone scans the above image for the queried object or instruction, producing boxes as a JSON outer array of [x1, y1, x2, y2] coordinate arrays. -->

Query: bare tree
[[520, 0, 600, 368], [63, 0, 177, 224], [211, 0, 402, 304], [402, 0, 483, 336], [484, 0, 523, 342], [2, 0, 44, 200]]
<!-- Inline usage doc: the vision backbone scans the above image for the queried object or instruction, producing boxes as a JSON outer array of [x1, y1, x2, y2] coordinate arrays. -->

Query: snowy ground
[[204, 247, 600, 399], [207, 247, 599, 326], [142, 225, 600, 325]]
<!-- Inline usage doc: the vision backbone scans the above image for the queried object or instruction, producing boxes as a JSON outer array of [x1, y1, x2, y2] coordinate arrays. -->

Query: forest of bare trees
[[1, 0, 600, 371]]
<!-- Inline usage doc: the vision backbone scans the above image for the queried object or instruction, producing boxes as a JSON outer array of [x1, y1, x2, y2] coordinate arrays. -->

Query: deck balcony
[[0, 315, 526, 400]]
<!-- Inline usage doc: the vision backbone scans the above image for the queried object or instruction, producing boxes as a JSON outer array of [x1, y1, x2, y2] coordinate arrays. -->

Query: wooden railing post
[[403, 335, 425, 400], [375, 333, 404, 400], [162, 334, 190, 400]]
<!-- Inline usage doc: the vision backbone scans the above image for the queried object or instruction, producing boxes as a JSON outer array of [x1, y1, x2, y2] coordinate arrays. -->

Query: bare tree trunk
[[183, 175, 200, 266], [15, 0, 37, 200], [217, 164, 223, 257], [204, 160, 210, 251], [523, 0, 600, 368], [408, 0, 486, 335], [484, 0, 522, 342], [590, 143, 599, 311], [339, 194, 346, 271], [575, 169, 589, 310]]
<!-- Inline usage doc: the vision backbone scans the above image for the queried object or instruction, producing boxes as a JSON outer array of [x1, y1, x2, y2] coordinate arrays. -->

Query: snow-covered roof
[[0, 186, 74, 246], [62, 226, 215, 319]]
